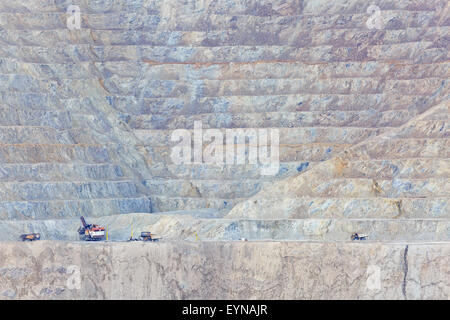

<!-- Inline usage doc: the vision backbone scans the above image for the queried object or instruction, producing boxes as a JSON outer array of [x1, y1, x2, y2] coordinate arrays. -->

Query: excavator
[[77, 216, 105, 241]]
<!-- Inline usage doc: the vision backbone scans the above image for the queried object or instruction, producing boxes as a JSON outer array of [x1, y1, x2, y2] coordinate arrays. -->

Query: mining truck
[[351, 233, 368, 241], [77, 216, 105, 241], [20, 233, 41, 241], [140, 231, 160, 242]]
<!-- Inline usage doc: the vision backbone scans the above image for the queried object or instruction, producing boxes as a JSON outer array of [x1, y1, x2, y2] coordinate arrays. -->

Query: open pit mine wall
[[0, 241, 448, 299]]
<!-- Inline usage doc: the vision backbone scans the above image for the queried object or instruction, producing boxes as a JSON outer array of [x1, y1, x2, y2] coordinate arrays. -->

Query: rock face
[[0, 241, 448, 300], [226, 103, 450, 240], [0, 0, 449, 300], [0, 0, 448, 218]]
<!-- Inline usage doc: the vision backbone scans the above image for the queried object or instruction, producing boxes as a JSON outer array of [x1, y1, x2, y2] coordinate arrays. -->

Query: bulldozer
[[20, 233, 40, 241], [77, 216, 105, 241]]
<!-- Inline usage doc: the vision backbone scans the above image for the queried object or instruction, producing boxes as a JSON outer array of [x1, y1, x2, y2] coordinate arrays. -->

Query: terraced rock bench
[[0, 0, 448, 238]]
